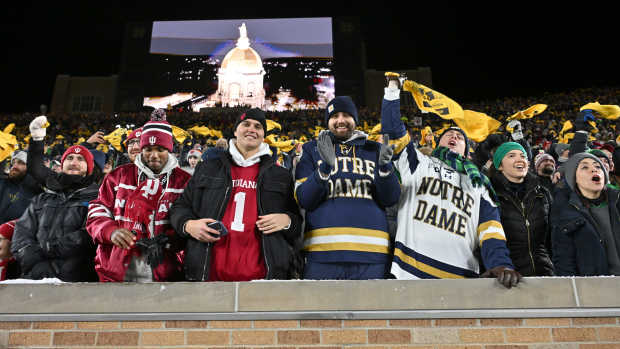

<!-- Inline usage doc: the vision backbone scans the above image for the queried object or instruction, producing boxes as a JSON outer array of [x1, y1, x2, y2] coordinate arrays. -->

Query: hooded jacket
[[170, 141, 303, 281], [11, 177, 99, 281], [86, 154, 191, 281]]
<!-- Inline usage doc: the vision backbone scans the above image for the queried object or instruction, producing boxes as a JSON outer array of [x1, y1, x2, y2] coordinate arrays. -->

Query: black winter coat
[[170, 151, 303, 281], [491, 172, 554, 276], [550, 187, 620, 276], [11, 183, 99, 281]]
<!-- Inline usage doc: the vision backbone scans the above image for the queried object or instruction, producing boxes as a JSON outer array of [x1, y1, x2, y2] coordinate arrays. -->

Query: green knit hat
[[493, 142, 527, 169]]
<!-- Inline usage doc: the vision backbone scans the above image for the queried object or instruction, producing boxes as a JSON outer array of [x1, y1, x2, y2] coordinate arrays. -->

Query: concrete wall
[[1, 277, 619, 348]]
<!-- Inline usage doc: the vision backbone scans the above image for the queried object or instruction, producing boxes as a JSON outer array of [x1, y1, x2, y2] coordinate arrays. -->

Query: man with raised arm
[[381, 76, 521, 288]]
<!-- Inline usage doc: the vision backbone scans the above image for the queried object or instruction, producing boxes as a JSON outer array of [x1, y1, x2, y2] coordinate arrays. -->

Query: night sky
[[2, 4, 618, 113]]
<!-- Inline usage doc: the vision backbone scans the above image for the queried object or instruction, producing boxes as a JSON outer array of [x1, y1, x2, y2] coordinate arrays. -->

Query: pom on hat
[[150, 109, 167, 121], [141, 116, 173, 152], [61, 145, 94, 175]]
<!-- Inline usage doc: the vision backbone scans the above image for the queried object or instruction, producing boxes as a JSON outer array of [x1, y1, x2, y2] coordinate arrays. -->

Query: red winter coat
[[86, 156, 190, 281]]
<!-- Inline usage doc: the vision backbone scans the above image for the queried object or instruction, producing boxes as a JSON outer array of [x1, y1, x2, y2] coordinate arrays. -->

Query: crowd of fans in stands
[[0, 84, 618, 286]]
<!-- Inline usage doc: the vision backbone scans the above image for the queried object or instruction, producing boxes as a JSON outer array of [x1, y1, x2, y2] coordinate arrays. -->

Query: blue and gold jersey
[[294, 131, 400, 264]]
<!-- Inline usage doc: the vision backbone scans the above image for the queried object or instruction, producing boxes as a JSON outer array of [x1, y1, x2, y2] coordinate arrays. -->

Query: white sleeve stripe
[[114, 183, 137, 191], [164, 188, 184, 193], [114, 216, 132, 222], [88, 207, 108, 214], [155, 220, 170, 226], [89, 212, 113, 219]]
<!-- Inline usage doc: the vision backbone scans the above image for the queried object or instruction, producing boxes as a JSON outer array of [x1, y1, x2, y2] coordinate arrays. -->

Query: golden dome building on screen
[[216, 23, 266, 108]]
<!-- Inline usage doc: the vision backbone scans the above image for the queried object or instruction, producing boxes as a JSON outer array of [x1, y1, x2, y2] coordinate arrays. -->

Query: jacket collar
[[228, 140, 271, 167], [134, 153, 178, 179], [330, 130, 368, 146]]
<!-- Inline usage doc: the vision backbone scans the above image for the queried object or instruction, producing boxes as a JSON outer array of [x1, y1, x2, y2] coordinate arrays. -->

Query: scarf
[[431, 146, 499, 204], [46, 173, 94, 193]]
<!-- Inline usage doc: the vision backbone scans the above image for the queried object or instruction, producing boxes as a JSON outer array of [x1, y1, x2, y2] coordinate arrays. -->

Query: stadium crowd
[[0, 82, 619, 287]]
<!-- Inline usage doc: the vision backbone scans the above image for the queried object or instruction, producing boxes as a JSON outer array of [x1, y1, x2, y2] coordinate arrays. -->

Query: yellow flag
[[3, 124, 15, 134], [212, 129, 223, 138], [508, 104, 548, 120], [369, 123, 382, 135], [265, 134, 296, 153], [188, 126, 213, 137], [403, 80, 464, 120], [419, 126, 436, 148], [172, 125, 191, 144], [266, 119, 282, 132], [559, 121, 573, 136], [96, 144, 109, 153], [455, 110, 502, 143], [588, 121, 599, 135], [580, 102, 620, 120], [0, 125, 19, 162], [559, 133, 574, 144], [103, 128, 128, 151]]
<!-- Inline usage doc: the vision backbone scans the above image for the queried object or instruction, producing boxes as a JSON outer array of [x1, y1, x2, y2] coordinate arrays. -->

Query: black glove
[[16, 245, 47, 274], [574, 110, 595, 132], [481, 266, 522, 289], [135, 234, 169, 268]]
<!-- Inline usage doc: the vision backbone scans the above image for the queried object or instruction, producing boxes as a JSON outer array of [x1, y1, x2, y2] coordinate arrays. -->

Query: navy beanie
[[90, 149, 107, 171], [325, 96, 358, 125], [438, 127, 470, 156]]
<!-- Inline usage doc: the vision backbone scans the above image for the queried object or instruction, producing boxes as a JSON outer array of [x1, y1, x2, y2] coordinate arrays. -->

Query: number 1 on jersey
[[230, 192, 246, 232]]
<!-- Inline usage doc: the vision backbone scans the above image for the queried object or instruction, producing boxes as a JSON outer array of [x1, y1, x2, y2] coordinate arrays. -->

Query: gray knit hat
[[11, 150, 27, 164], [563, 152, 608, 192]]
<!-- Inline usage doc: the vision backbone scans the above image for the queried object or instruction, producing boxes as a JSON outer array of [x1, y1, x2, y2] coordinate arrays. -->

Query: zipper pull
[[525, 220, 530, 227]]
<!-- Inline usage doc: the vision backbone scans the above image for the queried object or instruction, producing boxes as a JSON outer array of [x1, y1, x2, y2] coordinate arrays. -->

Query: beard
[[541, 167, 554, 176], [8, 169, 26, 181]]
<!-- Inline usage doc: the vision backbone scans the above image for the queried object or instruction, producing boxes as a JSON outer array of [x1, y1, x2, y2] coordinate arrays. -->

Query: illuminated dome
[[215, 23, 266, 109], [220, 46, 263, 73]]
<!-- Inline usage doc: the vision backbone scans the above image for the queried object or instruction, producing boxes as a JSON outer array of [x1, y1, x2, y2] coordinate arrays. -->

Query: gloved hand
[[574, 110, 595, 132], [378, 134, 395, 174], [385, 72, 401, 89], [507, 120, 523, 141], [481, 266, 522, 289], [317, 131, 336, 176], [135, 234, 169, 268], [29, 115, 48, 141]]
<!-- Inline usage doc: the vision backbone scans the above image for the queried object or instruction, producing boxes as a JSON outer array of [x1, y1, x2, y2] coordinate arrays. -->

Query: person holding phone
[[170, 108, 302, 281], [294, 96, 401, 280]]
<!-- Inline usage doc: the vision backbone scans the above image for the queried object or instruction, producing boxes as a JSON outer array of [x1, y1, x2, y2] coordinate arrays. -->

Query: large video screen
[[143, 18, 334, 112]]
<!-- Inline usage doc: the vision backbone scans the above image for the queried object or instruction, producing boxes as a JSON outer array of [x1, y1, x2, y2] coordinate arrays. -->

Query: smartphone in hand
[[206, 221, 229, 238]]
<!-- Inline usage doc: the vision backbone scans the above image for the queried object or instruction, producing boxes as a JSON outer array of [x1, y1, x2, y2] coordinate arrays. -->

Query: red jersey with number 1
[[209, 163, 266, 281]]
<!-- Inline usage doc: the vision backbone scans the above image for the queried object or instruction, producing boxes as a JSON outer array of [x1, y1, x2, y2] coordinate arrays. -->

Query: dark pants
[[303, 261, 387, 280]]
